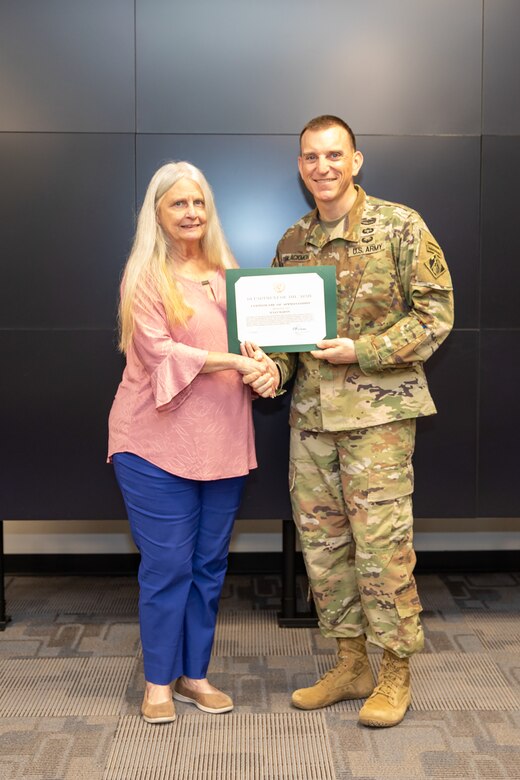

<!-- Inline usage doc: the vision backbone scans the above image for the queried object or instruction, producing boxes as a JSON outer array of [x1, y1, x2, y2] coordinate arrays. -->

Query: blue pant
[[113, 452, 245, 684]]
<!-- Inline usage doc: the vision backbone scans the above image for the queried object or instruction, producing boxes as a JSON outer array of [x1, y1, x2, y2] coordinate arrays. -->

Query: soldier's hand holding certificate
[[226, 266, 337, 353]]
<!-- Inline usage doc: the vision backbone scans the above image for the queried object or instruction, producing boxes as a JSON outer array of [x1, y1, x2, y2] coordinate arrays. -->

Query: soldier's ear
[[353, 150, 363, 176]]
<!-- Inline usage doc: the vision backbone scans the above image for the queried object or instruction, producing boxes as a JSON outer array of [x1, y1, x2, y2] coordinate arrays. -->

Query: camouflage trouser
[[289, 419, 423, 658]]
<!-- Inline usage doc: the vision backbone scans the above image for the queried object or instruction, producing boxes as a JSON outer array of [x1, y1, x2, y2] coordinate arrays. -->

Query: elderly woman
[[108, 162, 276, 723]]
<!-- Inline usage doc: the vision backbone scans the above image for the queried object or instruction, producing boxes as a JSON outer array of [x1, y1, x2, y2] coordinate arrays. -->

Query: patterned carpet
[[0, 572, 519, 779]]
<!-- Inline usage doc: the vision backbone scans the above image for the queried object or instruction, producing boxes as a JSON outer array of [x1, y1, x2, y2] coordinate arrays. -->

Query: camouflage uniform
[[274, 186, 454, 657]]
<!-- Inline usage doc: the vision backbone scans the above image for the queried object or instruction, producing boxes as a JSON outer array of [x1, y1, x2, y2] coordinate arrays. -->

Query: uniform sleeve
[[355, 218, 454, 373], [131, 296, 208, 411]]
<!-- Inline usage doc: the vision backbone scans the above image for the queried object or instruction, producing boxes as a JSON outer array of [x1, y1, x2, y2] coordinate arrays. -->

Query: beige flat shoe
[[173, 678, 233, 714], [141, 692, 176, 723]]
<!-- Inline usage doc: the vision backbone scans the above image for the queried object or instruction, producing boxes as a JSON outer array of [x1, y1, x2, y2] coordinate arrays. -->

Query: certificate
[[226, 266, 337, 353]]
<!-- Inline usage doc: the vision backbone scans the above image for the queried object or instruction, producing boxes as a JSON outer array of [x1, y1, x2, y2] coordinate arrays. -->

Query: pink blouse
[[108, 270, 257, 480]]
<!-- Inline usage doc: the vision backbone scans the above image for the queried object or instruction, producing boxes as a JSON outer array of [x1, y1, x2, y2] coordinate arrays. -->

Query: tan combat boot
[[358, 649, 411, 727], [291, 635, 375, 710]]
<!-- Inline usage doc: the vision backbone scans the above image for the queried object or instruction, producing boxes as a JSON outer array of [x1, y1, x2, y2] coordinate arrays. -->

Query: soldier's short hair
[[299, 115, 357, 151]]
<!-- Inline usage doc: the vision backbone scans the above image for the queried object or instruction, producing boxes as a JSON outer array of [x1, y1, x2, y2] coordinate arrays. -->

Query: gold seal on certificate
[[226, 266, 337, 353]]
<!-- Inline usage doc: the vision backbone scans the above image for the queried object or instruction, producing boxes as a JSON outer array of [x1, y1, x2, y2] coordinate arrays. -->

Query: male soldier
[[244, 115, 454, 727]]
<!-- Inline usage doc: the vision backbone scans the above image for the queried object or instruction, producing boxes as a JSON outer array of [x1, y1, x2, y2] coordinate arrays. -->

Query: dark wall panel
[[483, 0, 520, 134], [479, 331, 520, 517], [414, 331, 478, 518], [0, 0, 135, 132], [0, 331, 126, 519], [137, 133, 480, 328], [136, 0, 481, 134], [0, 133, 135, 329], [137, 135, 309, 267], [481, 136, 520, 328], [358, 136, 480, 329]]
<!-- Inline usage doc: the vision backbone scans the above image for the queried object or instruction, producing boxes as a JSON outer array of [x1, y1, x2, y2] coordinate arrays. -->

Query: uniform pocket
[[367, 462, 414, 504], [395, 580, 422, 618], [359, 462, 414, 549]]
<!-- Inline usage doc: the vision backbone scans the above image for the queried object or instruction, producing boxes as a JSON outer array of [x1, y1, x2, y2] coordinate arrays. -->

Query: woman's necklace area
[[171, 252, 213, 283], [172, 257, 217, 300], [176, 268, 215, 285]]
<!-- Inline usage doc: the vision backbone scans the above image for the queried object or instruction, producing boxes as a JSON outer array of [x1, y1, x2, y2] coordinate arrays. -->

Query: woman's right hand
[[233, 355, 268, 377], [233, 353, 276, 398], [239, 342, 279, 398], [201, 350, 278, 397]]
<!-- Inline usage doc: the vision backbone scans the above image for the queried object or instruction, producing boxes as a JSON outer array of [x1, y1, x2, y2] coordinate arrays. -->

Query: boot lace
[[373, 657, 407, 701], [317, 656, 355, 684]]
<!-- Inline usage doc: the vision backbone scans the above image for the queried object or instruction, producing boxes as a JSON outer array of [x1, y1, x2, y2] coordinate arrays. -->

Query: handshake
[[239, 341, 280, 399]]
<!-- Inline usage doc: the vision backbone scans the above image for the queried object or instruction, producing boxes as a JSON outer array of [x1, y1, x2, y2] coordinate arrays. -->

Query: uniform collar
[[306, 185, 367, 248]]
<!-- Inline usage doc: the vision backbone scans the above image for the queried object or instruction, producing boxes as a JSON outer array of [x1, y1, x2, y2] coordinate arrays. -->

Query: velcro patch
[[348, 242, 383, 257], [417, 232, 450, 284], [425, 254, 447, 279], [280, 253, 311, 263]]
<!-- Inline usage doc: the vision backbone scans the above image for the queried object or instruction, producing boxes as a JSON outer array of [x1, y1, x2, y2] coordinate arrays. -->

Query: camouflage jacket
[[273, 186, 454, 432]]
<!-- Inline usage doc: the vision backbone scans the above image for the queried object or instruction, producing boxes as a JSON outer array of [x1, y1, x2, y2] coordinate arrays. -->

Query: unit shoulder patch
[[426, 254, 447, 279], [416, 232, 451, 286]]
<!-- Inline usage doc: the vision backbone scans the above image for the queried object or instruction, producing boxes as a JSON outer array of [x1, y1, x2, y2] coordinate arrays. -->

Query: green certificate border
[[226, 266, 337, 354]]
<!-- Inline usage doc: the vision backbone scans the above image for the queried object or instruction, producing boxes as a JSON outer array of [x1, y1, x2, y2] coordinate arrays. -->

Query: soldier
[[243, 115, 454, 727]]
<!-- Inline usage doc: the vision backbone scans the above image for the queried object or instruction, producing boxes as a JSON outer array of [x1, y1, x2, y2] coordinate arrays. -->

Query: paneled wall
[[1, 0, 519, 528]]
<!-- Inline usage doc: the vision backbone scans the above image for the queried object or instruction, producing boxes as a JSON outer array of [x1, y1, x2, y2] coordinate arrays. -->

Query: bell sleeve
[[131, 297, 208, 412]]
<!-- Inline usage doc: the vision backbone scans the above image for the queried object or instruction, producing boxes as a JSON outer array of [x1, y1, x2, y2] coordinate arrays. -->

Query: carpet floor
[[0, 572, 519, 779]]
